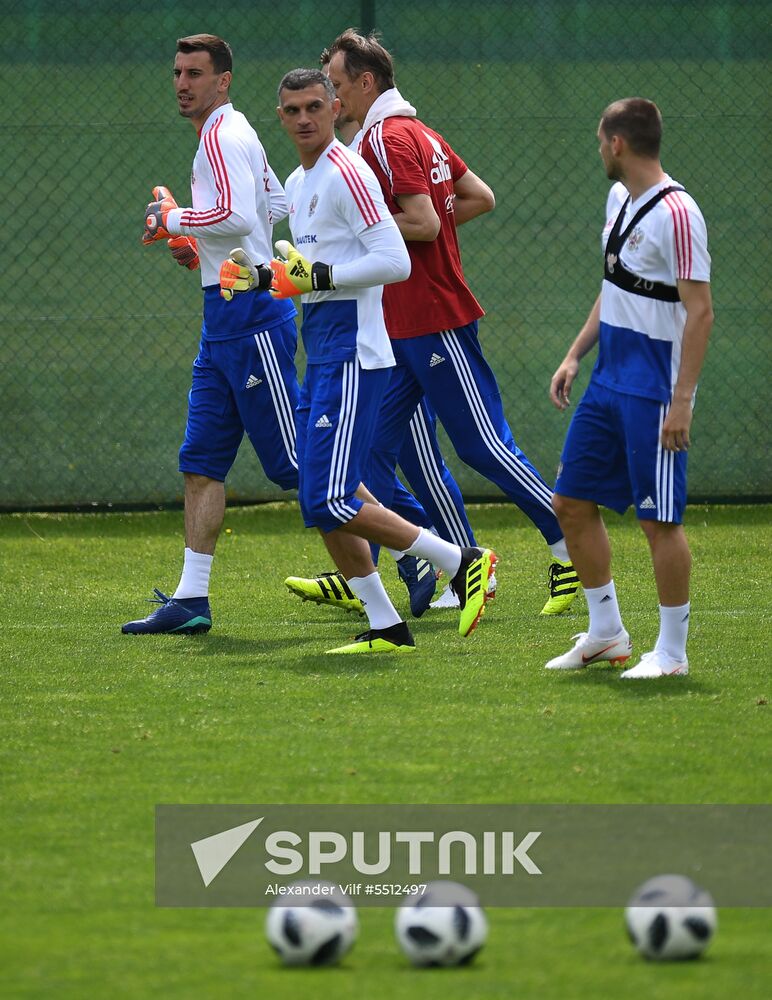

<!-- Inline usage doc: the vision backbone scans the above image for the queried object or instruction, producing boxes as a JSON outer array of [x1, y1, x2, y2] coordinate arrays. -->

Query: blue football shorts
[[178, 321, 299, 488], [295, 359, 391, 533], [555, 379, 688, 522]]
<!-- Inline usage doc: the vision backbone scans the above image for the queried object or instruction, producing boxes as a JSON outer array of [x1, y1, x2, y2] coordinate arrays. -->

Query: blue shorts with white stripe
[[296, 360, 391, 533], [555, 378, 688, 522], [179, 319, 299, 488]]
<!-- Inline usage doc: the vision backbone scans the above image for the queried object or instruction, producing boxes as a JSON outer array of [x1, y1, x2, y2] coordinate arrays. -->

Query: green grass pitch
[[1, 502, 770, 997]]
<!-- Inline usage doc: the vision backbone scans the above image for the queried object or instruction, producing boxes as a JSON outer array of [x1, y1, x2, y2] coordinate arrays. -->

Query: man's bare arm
[[549, 294, 602, 410], [661, 279, 714, 451]]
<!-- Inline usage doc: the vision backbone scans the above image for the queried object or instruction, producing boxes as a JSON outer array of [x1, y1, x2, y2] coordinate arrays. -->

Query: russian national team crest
[[308, 194, 318, 217]]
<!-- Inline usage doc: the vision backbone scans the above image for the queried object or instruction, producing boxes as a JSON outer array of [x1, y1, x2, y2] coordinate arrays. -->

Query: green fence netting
[[1, 1, 770, 509]]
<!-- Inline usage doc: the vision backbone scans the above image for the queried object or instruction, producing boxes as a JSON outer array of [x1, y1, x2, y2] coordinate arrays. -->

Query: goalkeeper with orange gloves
[[213, 68, 498, 655], [123, 34, 300, 637]]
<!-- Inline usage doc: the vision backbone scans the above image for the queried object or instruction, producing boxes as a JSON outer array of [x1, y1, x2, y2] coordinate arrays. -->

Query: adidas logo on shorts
[[245, 374, 263, 389], [429, 353, 446, 367], [315, 414, 332, 429], [639, 496, 656, 510]]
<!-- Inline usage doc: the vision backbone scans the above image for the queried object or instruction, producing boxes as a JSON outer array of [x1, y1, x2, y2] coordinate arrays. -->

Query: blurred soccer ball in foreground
[[395, 880, 488, 966], [265, 881, 358, 966], [625, 874, 717, 960]]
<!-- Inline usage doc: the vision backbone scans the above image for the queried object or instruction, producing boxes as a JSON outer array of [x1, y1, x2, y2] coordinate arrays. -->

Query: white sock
[[549, 537, 570, 563], [347, 572, 402, 630], [655, 602, 690, 661], [585, 580, 624, 638], [386, 547, 405, 562], [405, 527, 461, 579], [173, 548, 213, 599]]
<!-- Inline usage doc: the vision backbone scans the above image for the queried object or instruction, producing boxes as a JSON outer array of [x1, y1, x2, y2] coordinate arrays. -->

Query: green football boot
[[540, 558, 581, 615], [285, 571, 365, 616]]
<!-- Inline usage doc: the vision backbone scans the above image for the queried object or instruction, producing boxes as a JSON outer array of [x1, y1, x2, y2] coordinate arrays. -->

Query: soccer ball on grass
[[395, 880, 488, 967], [625, 874, 717, 960], [265, 881, 358, 966]]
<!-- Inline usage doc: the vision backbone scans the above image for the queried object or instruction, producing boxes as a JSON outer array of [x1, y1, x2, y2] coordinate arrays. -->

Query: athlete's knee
[[183, 472, 221, 494], [639, 518, 688, 548], [552, 493, 596, 526], [551, 492, 572, 520]]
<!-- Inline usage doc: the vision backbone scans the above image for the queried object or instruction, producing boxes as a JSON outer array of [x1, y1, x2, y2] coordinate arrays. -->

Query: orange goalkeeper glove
[[270, 240, 334, 298], [143, 185, 178, 244], [168, 235, 199, 270], [219, 248, 273, 301]]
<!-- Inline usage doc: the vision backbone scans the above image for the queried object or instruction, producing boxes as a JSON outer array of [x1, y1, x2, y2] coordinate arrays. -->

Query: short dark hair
[[277, 68, 336, 103], [600, 98, 662, 158], [327, 28, 394, 92], [176, 34, 233, 75]]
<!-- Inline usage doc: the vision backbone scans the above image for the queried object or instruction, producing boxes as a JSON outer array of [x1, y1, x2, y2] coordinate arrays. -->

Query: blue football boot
[[396, 555, 438, 618], [122, 589, 212, 635]]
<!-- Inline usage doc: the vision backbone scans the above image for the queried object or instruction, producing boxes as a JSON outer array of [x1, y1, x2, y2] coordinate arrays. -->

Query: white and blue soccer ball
[[395, 880, 488, 967], [265, 882, 358, 966], [625, 874, 717, 960]]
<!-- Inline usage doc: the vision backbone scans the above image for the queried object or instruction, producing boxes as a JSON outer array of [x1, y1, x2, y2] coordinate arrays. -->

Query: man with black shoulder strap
[[545, 97, 713, 678]]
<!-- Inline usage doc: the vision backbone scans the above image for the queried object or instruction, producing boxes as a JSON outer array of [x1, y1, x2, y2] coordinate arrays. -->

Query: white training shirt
[[595, 176, 711, 402], [348, 127, 365, 152], [165, 103, 287, 288], [284, 138, 409, 370]]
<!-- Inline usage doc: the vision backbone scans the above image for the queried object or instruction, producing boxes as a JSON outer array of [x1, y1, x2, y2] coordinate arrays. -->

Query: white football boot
[[430, 583, 459, 609], [621, 650, 688, 678], [545, 629, 632, 670]]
